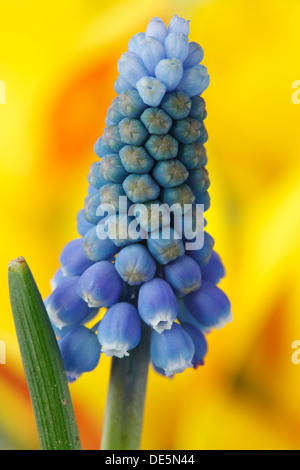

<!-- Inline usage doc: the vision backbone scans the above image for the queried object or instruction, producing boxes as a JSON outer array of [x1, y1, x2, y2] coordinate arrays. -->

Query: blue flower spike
[[45, 15, 230, 385]]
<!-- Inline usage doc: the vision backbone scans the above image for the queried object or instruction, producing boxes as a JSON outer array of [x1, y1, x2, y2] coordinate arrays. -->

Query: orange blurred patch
[[45, 51, 120, 173]]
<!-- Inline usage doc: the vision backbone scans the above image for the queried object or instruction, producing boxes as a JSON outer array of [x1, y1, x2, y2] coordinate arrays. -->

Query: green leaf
[[8, 257, 81, 450]]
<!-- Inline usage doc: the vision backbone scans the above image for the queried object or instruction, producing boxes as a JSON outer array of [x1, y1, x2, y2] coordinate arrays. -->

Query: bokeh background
[[1, 0, 300, 450]]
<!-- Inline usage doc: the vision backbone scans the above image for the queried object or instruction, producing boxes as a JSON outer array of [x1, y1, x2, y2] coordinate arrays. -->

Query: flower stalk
[[101, 322, 151, 450]]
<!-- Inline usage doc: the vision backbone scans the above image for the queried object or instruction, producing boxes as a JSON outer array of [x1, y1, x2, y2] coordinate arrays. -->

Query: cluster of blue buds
[[45, 15, 232, 382]]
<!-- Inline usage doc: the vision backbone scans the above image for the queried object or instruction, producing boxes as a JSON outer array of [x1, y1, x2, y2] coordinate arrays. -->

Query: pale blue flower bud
[[94, 137, 109, 158], [117, 52, 148, 87], [87, 185, 99, 197], [164, 32, 189, 62], [118, 89, 147, 118], [76, 209, 95, 236], [183, 42, 204, 68], [102, 125, 124, 153], [123, 174, 160, 203], [138, 37, 165, 75], [99, 154, 128, 184], [155, 58, 183, 92], [171, 117, 202, 144], [160, 91, 191, 120], [98, 302, 141, 358], [115, 244, 156, 285], [152, 159, 188, 188], [106, 97, 124, 125], [119, 145, 154, 174], [161, 183, 195, 211], [118, 117, 149, 146], [147, 227, 185, 264], [198, 122, 208, 144], [186, 231, 215, 265], [77, 261, 123, 308], [189, 96, 206, 120], [100, 183, 126, 212], [186, 166, 210, 194], [168, 14, 190, 36], [82, 226, 119, 261], [128, 33, 146, 54], [193, 189, 211, 212], [145, 134, 178, 160], [84, 193, 102, 224], [87, 161, 108, 190], [178, 141, 207, 169], [105, 214, 147, 247], [114, 75, 134, 94], [138, 278, 177, 333], [136, 77, 166, 107], [140, 107, 172, 135], [150, 323, 194, 377], [146, 17, 167, 43], [176, 64, 210, 97], [136, 77, 167, 107], [132, 200, 170, 232]]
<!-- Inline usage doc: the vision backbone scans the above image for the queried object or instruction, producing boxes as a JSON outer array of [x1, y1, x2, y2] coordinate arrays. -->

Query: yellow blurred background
[[1, 0, 300, 450]]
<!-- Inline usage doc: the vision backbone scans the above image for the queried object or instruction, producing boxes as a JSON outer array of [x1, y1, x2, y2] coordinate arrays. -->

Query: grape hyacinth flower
[[43, 14, 232, 451], [58, 326, 101, 383]]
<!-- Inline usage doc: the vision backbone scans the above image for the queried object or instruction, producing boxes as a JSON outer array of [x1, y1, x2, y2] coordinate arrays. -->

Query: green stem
[[101, 322, 151, 450]]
